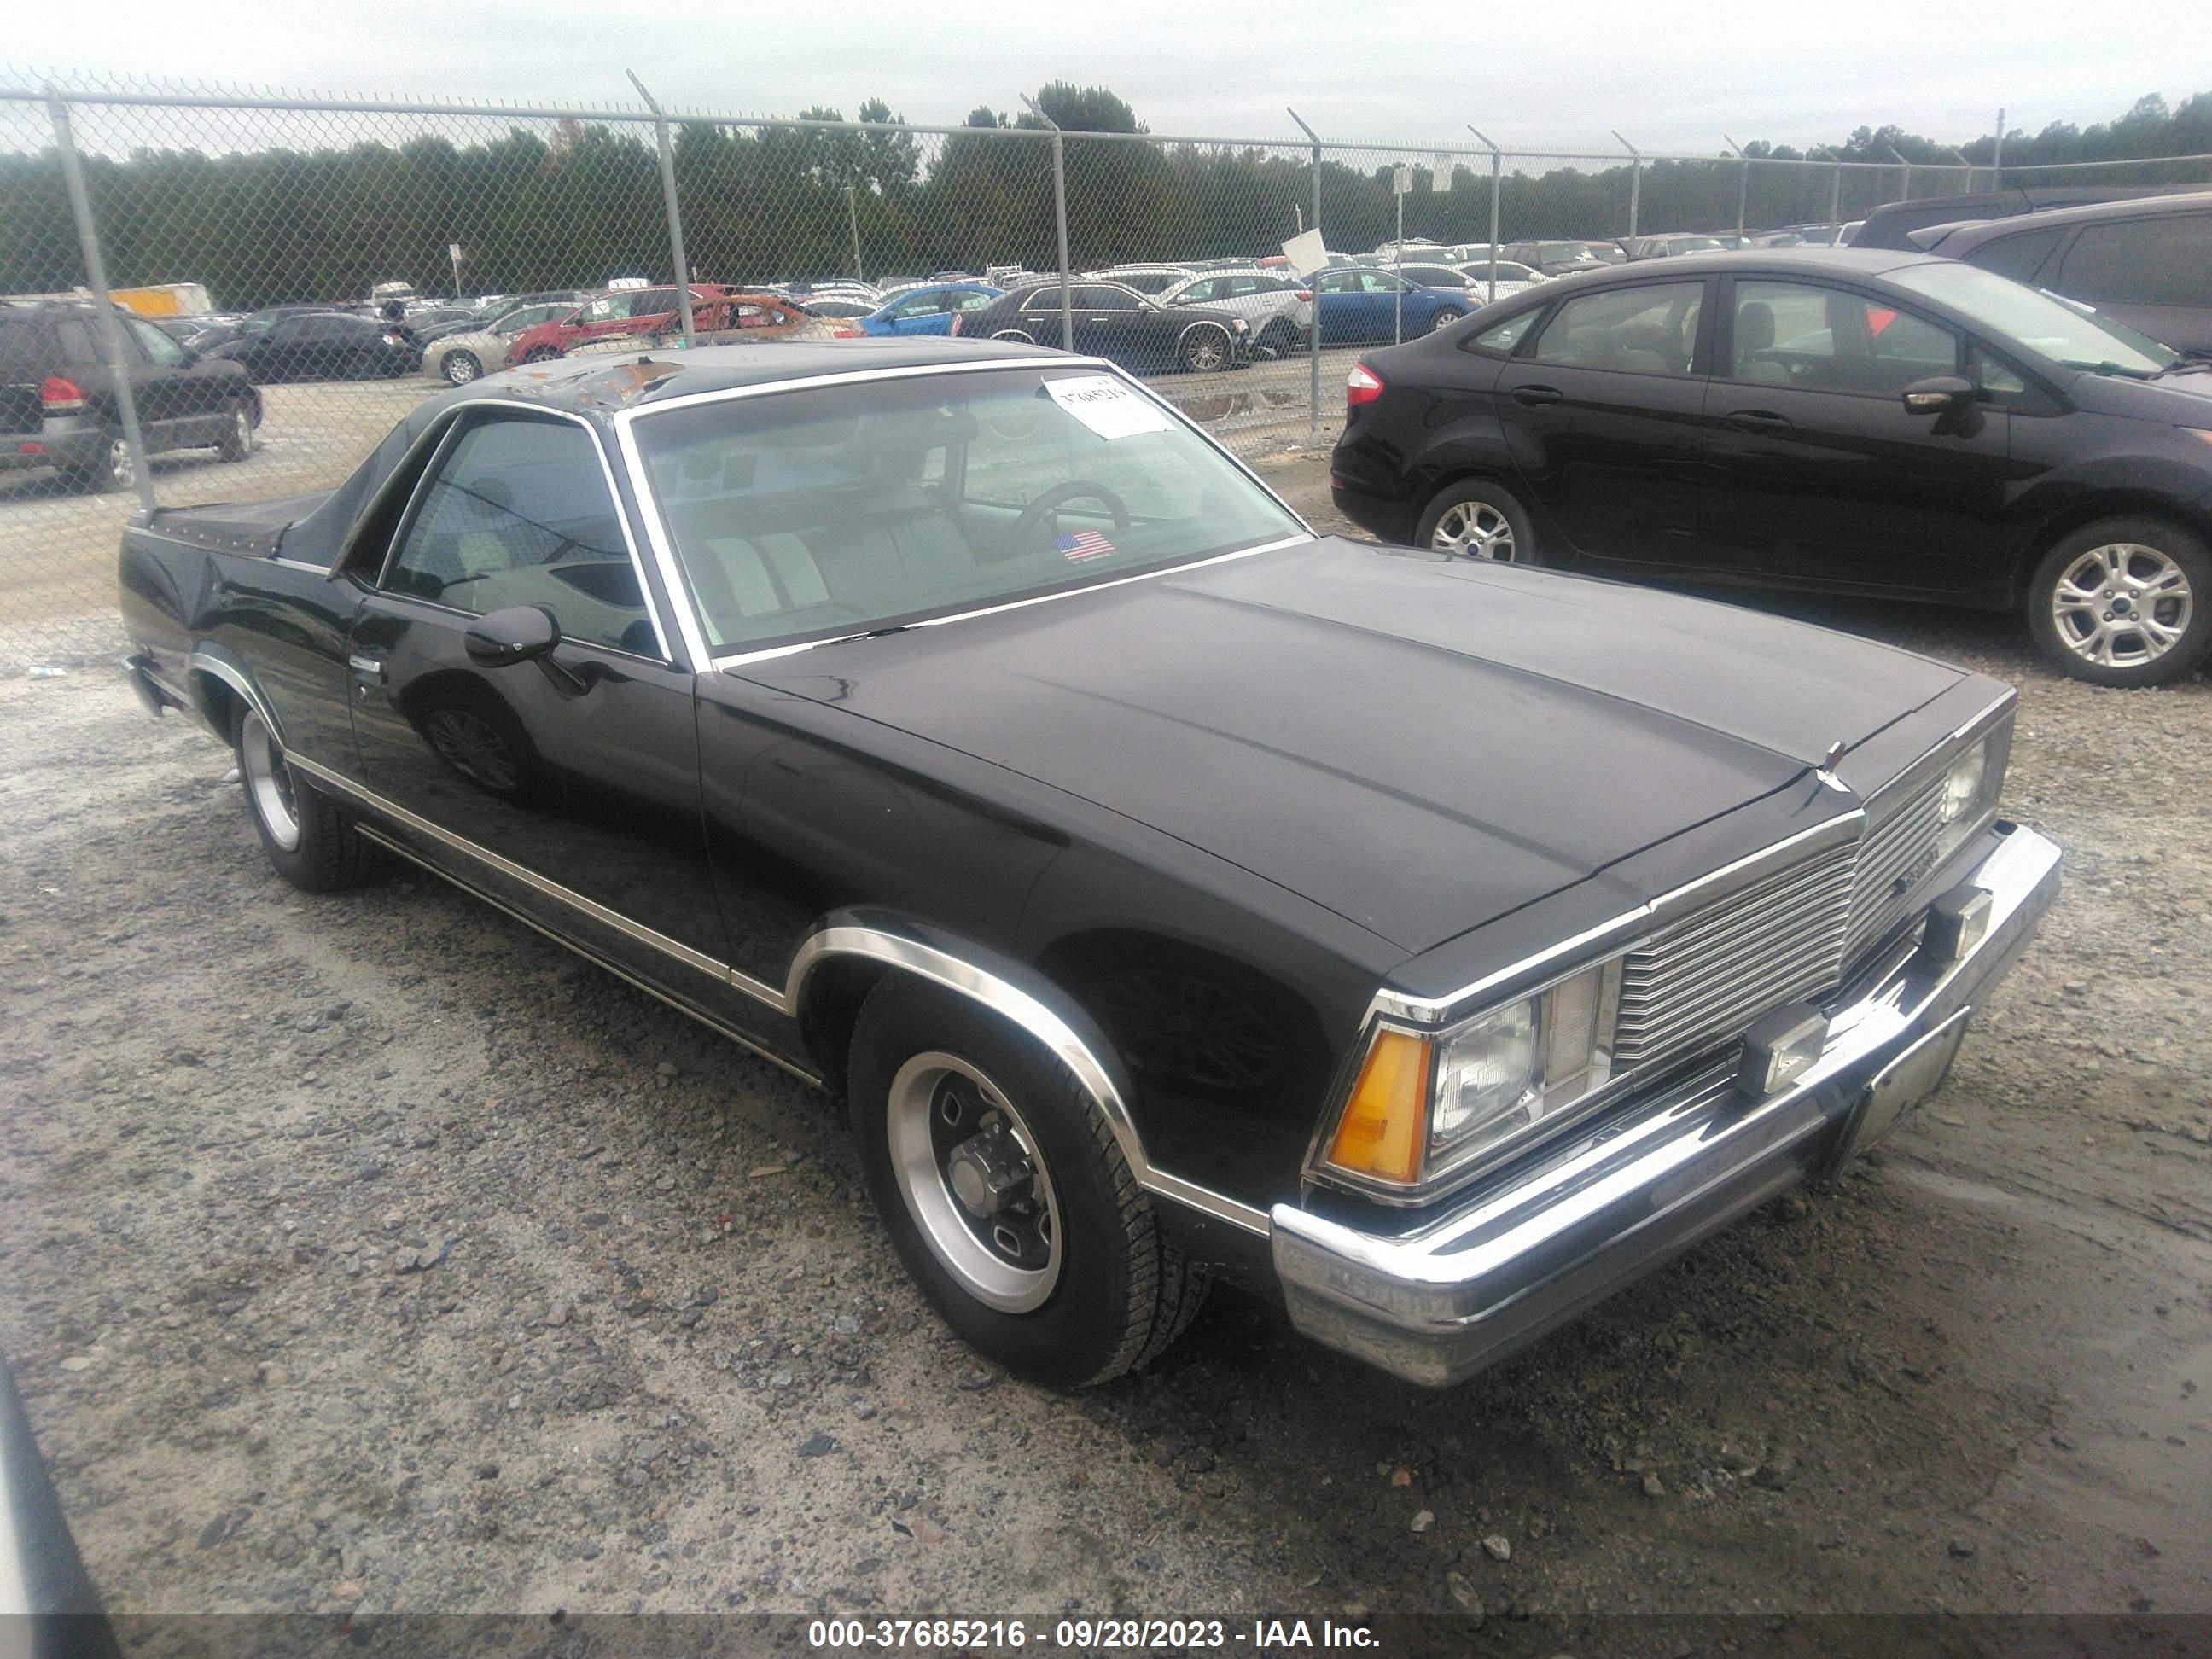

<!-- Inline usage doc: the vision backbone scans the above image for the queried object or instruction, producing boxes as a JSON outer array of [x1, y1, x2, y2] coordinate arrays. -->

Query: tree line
[[3, 84, 2208, 310]]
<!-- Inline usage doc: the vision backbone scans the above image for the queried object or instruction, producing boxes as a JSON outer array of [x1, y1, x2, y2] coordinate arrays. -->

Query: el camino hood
[[742, 538, 1965, 952]]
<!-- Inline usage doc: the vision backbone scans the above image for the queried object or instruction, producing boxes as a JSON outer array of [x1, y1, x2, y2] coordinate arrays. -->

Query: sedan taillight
[[1294, 289, 1313, 302], [1346, 363, 1384, 411], [39, 375, 86, 414]]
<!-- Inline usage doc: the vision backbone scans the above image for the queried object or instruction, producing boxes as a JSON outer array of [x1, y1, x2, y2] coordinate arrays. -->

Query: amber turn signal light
[[1324, 1027, 1433, 1185]]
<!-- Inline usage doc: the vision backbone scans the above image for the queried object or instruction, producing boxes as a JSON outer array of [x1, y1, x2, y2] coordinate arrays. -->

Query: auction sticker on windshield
[[1045, 374, 1170, 439]]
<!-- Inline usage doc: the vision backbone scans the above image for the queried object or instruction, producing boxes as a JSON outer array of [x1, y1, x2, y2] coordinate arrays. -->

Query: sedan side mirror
[[1901, 375, 1976, 416], [465, 604, 561, 667]]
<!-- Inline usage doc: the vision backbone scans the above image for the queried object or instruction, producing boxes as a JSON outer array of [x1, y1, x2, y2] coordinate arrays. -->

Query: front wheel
[[2026, 516, 2212, 686], [215, 402, 256, 463], [442, 349, 483, 386], [848, 979, 1208, 1389], [234, 705, 374, 891], [1181, 325, 1231, 374], [520, 346, 562, 364], [1414, 476, 1540, 564], [1429, 306, 1465, 333]]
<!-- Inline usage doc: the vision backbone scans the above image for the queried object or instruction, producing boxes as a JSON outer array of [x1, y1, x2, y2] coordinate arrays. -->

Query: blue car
[[861, 282, 1004, 338], [1312, 265, 1473, 344]]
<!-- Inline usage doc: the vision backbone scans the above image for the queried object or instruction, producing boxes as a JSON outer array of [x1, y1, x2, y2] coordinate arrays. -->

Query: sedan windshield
[[633, 365, 1307, 657], [1888, 260, 2178, 376]]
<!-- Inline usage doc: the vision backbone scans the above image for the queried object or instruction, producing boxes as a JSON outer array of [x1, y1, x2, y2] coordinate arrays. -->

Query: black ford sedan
[[1330, 248, 2212, 686], [119, 338, 2058, 1388], [963, 280, 1251, 373]]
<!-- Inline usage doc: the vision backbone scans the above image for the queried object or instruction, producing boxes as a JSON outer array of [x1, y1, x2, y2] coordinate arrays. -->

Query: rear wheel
[[521, 346, 562, 364], [1429, 306, 1465, 332], [1414, 476, 1540, 564], [215, 402, 255, 463], [63, 431, 133, 495], [848, 978, 1208, 1389], [2027, 515, 2212, 686], [234, 705, 373, 891]]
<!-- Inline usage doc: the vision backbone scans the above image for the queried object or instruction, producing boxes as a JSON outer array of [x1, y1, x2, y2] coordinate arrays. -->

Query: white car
[[1155, 268, 1313, 358], [420, 300, 580, 386]]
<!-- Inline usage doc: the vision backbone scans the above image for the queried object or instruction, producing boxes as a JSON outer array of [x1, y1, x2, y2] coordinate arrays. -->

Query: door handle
[[1724, 410, 1793, 433], [347, 653, 386, 684], [1511, 384, 1565, 406]]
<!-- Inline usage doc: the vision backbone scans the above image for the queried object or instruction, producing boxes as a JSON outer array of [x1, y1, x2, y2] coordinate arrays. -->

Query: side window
[[1730, 281, 1956, 393], [1175, 278, 1218, 304], [892, 294, 941, 319], [1075, 285, 1138, 310], [127, 316, 189, 367], [1967, 342, 2029, 398], [1861, 305, 1959, 393], [1533, 282, 1703, 375], [384, 416, 653, 655], [2057, 216, 2212, 306], [952, 291, 994, 312], [55, 318, 102, 367], [1467, 309, 1540, 354], [1318, 271, 1356, 294], [1962, 226, 2065, 285], [1225, 276, 1264, 298]]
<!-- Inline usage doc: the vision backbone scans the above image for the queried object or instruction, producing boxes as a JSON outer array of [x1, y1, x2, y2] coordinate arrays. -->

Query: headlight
[[1930, 719, 2011, 864], [1231, 317, 1249, 332], [1321, 959, 1621, 1194]]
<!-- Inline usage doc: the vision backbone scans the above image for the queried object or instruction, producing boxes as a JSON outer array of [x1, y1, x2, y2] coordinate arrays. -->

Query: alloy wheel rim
[[1431, 310, 1461, 332], [1188, 332, 1226, 370], [886, 1051, 1062, 1313], [240, 713, 301, 851], [2051, 543, 2192, 668], [234, 409, 253, 453], [109, 439, 135, 489], [1432, 499, 1516, 561], [446, 353, 479, 384], [424, 709, 521, 793]]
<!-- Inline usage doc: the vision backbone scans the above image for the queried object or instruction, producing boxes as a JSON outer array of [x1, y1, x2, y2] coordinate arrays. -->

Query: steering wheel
[[995, 480, 1134, 562]]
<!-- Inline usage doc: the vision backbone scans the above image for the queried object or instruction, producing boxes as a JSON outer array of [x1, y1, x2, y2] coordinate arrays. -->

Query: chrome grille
[[1610, 841, 1857, 1073], [1842, 778, 1947, 961]]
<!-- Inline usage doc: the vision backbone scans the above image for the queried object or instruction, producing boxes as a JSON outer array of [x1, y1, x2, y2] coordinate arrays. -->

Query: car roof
[[1926, 189, 2212, 251], [447, 335, 1067, 418], [1503, 247, 1939, 282]]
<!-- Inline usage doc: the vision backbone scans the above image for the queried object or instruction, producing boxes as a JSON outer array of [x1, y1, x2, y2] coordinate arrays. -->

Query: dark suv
[[1915, 190, 2212, 353], [2, 298, 261, 493]]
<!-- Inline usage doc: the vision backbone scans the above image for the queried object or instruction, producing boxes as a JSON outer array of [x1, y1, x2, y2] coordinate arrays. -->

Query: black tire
[[1254, 320, 1297, 362], [442, 349, 483, 386], [520, 346, 562, 365], [232, 703, 373, 892], [215, 401, 255, 463], [61, 430, 133, 496], [1181, 325, 1232, 375], [1412, 474, 1541, 564], [848, 978, 1208, 1389], [1429, 306, 1465, 332], [2025, 515, 2212, 688]]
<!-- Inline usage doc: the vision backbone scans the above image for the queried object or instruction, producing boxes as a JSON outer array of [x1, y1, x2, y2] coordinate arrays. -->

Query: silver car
[[1155, 268, 1313, 358], [420, 301, 579, 386]]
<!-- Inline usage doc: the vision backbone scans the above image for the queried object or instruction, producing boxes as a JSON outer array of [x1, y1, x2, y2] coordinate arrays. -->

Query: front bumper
[[1270, 822, 2062, 1387]]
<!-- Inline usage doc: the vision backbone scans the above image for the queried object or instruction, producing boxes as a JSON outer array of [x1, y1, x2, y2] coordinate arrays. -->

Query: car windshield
[[1888, 260, 2178, 376], [1540, 243, 1599, 263], [633, 365, 1307, 658]]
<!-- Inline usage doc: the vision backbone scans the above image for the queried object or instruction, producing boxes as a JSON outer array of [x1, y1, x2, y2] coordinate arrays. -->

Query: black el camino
[[119, 338, 2061, 1389]]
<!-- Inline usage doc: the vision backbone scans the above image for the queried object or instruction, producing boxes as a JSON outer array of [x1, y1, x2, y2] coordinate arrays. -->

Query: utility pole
[[1612, 130, 1642, 240], [1020, 94, 1073, 352], [1725, 134, 1749, 240], [1469, 126, 1501, 304]]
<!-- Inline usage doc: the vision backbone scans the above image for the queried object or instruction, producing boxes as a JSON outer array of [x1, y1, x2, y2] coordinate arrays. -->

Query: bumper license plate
[[1826, 1008, 1971, 1178]]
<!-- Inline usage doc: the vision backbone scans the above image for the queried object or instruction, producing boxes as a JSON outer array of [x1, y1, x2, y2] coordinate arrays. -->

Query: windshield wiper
[[2151, 349, 2212, 377], [2057, 358, 2157, 381]]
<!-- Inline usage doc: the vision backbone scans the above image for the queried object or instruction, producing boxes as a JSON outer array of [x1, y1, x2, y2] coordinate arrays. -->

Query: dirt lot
[[2, 457, 2208, 1643]]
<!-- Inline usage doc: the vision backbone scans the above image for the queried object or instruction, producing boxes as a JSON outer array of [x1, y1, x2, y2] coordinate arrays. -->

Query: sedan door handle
[[1724, 410, 1793, 433], [347, 653, 386, 684], [1510, 384, 1565, 406]]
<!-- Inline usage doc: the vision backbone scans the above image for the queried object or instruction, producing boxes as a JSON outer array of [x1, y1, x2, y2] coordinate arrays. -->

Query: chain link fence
[[0, 68, 2160, 667]]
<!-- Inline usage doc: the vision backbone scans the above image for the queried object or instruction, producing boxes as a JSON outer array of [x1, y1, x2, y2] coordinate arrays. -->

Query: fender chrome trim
[[186, 647, 284, 745]]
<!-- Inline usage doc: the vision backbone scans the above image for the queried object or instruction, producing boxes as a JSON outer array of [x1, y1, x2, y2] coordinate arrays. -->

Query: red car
[[504, 284, 732, 364]]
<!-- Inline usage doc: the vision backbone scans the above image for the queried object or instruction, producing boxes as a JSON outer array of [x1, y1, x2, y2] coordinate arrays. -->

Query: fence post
[[1829, 160, 1842, 224], [1289, 108, 1324, 442], [1468, 126, 1501, 305], [1725, 134, 1749, 239], [1021, 96, 1074, 353], [45, 90, 158, 517], [1612, 131, 1641, 240], [1885, 146, 1912, 202], [626, 72, 696, 343], [844, 186, 864, 282], [1991, 107, 2006, 187]]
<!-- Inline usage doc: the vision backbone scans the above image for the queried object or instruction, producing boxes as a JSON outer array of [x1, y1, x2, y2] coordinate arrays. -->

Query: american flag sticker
[[1053, 530, 1116, 563]]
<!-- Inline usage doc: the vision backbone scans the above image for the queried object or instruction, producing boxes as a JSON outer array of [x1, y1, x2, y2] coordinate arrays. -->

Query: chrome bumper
[[1270, 823, 2063, 1387]]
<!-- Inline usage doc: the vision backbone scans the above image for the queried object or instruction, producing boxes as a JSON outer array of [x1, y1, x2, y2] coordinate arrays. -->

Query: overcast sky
[[15, 0, 2209, 155]]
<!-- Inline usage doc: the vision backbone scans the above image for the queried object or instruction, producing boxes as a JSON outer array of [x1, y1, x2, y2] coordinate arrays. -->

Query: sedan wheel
[[2029, 518, 2212, 686], [1414, 477, 1540, 566], [443, 350, 483, 385], [1182, 327, 1230, 374], [216, 405, 255, 463], [233, 704, 372, 891], [1429, 307, 1464, 332], [67, 434, 134, 495]]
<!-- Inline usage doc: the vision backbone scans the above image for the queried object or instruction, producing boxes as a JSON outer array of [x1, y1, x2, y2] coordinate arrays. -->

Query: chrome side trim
[[609, 354, 1311, 674], [185, 648, 282, 745], [286, 754, 730, 982], [279, 757, 1265, 1237], [1371, 810, 1868, 1028], [352, 825, 821, 1088]]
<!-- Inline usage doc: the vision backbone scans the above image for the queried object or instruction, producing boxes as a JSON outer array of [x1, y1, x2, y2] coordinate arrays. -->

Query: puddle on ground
[[1163, 385, 1310, 425]]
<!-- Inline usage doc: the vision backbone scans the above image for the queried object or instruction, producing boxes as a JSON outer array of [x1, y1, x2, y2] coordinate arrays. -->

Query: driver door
[[345, 407, 729, 994]]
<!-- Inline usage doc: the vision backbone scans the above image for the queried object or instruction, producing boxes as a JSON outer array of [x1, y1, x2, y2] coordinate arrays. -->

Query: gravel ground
[[3, 454, 2209, 1639]]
